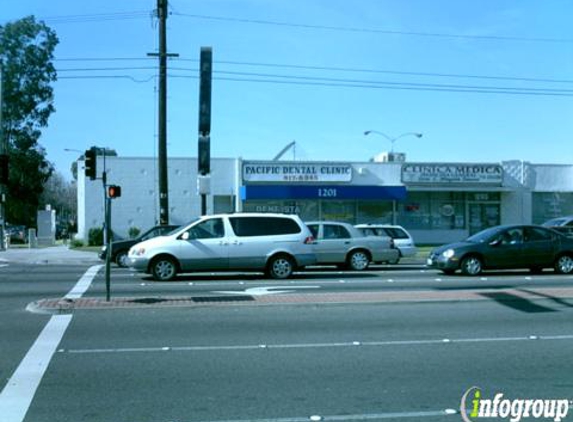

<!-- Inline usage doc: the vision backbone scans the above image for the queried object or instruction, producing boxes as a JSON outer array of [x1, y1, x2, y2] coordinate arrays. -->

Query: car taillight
[[304, 236, 315, 244]]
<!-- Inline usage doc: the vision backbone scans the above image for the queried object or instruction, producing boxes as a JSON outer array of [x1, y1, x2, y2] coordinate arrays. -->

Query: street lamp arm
[[364, 130, 423, 153]]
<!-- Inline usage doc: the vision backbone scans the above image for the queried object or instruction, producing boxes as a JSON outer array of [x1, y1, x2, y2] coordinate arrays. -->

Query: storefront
[[77, 157, 573, 245], [240, 161, 406, 223]]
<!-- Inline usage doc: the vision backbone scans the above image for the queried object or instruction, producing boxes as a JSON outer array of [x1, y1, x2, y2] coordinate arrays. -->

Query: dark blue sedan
[[427, 225, 573, 276]]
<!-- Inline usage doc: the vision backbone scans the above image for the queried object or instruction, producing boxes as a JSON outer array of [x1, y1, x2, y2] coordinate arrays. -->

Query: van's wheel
[[460, 255, 483, 276], [554, 254, 573, 274], [266, 255, 294, 279], [116, 251, 129, 267], [347, 250, 370, 271], [151, 256, 178, 281]]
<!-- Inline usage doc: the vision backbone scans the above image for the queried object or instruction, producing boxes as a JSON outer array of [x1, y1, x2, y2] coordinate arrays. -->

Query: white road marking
[[214, 286, 320, 296], [65, 265, 103, 299], [60, 333, 573, 355], [0, 315, 72, 422], [0, 265, 101, 422], [117, 409, 457, 421]]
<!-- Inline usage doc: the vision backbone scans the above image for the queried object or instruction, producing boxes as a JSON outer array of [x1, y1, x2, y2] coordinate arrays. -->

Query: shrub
[[88, 227, 104, 246], [128, 226, 141, 239], [69, 239, 84, 248]]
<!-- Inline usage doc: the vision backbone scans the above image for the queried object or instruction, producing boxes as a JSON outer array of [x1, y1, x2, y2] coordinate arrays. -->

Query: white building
[[76, 155, 573, 244]]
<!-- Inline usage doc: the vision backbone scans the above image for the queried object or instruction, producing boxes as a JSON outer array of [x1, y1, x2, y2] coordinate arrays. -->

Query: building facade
[[76, 156, 573, 245]]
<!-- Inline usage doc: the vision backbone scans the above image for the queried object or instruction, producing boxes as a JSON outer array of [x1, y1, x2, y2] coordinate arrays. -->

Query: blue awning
[[240, 185, 407, 200]]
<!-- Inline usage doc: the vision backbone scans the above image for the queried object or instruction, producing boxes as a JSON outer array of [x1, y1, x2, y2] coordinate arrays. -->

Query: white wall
[[80, 157, 238, 240]]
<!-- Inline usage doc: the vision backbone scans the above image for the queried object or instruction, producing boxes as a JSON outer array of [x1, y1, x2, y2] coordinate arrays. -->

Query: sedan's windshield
[[466, 227, 501, 243]]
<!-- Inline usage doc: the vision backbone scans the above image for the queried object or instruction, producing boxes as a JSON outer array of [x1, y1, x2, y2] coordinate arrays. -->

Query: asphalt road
[[2, 261, 573, 422]]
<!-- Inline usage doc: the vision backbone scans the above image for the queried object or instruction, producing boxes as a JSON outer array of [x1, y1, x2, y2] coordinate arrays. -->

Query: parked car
[[542, 216, 573, 236], [5, 224, 27, 244], [355, 223, 417, 263], [427, 224, 573, 275], [99, 225, 180, 267], [127, 213, 316, 281], [305, 221, 399, 270]]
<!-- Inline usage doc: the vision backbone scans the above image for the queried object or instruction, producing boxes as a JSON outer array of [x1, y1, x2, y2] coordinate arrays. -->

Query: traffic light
[[0, 154, 8, 184], [198, 47, 212, 135], [84, 147, 97, 180], [107, 185, 122, 198], [198, 135, 210, 175]]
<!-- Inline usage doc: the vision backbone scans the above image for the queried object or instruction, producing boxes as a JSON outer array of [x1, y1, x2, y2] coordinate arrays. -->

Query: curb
[[27, 286, 573, 314]]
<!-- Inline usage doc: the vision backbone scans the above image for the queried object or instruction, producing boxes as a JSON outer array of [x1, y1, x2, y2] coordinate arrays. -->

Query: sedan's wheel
[[116, 251, 129, 267], [460, 256, 482, 276], [347, 250, 370, 271], [267, 255, 294, 279], [151, 256, 178, 281], [554, 255, 573, 274]]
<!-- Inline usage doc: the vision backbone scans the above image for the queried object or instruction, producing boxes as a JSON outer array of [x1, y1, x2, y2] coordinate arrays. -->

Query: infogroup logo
[[460, 386, 571, 422]]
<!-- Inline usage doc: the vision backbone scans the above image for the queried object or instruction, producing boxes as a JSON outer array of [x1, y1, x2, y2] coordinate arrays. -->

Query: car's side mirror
[[180, 232, 190, 241], [489, 238, 502, 247]]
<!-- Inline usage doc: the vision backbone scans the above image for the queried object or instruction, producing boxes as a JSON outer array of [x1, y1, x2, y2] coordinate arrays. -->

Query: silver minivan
[[127, 213, 316, 281]]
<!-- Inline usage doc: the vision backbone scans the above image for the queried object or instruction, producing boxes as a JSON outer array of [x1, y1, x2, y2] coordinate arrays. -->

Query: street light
[[364, 130, 423, 153]]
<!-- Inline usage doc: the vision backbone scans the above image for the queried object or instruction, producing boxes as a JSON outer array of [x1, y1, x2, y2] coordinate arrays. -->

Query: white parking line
[[0, 265, 101, 422]]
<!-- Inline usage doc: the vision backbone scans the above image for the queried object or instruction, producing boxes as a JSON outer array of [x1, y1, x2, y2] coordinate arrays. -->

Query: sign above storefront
[[243, 162, 352, 183], [240, 185, 407, 200], [402, 163, 503, 185]]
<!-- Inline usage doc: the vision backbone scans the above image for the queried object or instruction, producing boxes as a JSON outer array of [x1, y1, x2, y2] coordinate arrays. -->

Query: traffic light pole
[[105, 195, 111, 301]]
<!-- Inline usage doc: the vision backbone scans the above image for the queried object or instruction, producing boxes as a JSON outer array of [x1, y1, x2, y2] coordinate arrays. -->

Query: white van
[[127, 213, 316, 281]]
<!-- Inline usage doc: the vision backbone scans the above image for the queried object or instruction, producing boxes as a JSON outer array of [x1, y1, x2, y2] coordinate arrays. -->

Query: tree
[[0, 16, 58, 227], [40, 170, 76, 231]]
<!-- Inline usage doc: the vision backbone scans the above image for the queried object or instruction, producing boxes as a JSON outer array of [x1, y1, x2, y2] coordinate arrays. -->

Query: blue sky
[[3, 0, 573, 179]]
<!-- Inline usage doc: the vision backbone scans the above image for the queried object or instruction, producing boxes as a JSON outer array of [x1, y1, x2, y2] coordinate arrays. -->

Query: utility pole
[[148, 0, 178, 225], [0, 67, 6, 251]]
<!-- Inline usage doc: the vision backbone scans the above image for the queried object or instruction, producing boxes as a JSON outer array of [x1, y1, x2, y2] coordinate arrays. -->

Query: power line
[[55, 66, 573, 96], [173, 12, 573, 44], [53, 57, 573, 85], [168, 74, 573, 97], [36, 11, 151, 24]]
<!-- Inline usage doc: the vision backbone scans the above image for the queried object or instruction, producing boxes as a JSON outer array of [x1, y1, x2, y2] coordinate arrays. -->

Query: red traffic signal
[[108, 185, 122, 198]]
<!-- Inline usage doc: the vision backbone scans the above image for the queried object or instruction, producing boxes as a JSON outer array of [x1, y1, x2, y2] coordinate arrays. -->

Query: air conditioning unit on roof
[[371, 152, 406, 163]]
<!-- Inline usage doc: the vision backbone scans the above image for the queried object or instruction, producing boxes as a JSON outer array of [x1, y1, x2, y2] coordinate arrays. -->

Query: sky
[[3, 0, 573, 180]]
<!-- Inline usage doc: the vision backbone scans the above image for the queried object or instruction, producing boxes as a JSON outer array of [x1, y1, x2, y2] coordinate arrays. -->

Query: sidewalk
[[0, 245, 100, 266]]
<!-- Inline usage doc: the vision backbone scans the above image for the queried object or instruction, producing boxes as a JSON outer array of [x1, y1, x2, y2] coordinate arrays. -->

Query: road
[[1, 260, 573, 422]]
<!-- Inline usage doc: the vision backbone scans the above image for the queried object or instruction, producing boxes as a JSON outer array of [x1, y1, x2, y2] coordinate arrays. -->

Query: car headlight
[[442, 249, 455, 259], [130, 247, 146, 256]]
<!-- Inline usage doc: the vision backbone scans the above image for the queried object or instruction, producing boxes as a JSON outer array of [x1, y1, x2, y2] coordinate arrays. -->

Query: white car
[[128, 213, 316, 281], [355, 224, 418, 263], [306, 221, 399, 270]]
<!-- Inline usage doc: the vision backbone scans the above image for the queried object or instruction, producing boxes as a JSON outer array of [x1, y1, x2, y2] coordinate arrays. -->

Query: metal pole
[[105, 196, 111, 301], [157, 0, 169, 225], [0, 67, 5, 251], [102, 150, 108, 244]]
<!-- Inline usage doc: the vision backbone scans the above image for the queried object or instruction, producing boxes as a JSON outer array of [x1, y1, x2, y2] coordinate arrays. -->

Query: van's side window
[[188, 218, 224, 239], [230, 217, 301, 237]]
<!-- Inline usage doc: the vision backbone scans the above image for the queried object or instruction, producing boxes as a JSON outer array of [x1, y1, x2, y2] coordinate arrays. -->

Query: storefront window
[[532, 192, 573, 224], [356, 201, 393, 224], [398, 192, 465, 230], [321, 201, 355, 223]]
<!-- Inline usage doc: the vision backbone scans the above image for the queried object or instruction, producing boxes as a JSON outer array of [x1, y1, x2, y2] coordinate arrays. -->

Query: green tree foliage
[[0, 16, 58, 226]]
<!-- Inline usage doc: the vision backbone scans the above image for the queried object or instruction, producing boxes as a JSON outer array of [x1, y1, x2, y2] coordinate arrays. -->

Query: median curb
[[28, 285, 573, 314]]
